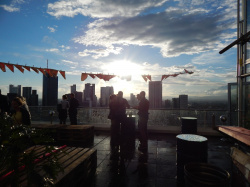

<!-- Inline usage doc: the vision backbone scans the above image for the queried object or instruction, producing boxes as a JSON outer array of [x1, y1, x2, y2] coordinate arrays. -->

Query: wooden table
[[0, 145, 97, 186]]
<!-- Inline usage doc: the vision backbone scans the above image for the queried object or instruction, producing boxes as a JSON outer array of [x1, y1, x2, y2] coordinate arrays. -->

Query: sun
[[103, 60, 144, 78]]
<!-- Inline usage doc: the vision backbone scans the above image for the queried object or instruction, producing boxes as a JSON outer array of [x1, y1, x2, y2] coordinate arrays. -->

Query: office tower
[[30, 90, 38, 106], [100, 86, 114, 107], [149, 81, 162, 108], [74, 91, 83, 106], [42, 74, 58, 106], [71, 84, 76, 93], [165, 99, 171, 108], [9, 84, 21, 96], [83, 83, 97, 107], [172, 98, 179, 109], [179, 95, 188, 109], [22, 87, 32, 105], [130, 93, 137, 107]]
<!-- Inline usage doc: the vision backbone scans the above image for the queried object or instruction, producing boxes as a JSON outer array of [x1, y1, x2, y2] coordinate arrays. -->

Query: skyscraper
[[42, 74, 58, 106], [9, 84, 21, 96], [179, 95, 188, 109], [83, 83, 96, 107], [71, 84, 76, 93], [30, 90, 38, 106], [149, 81, 162, 108], [172, 98, 179, 109], [100, 86, 114, 107], [22, 87, 32, 105]]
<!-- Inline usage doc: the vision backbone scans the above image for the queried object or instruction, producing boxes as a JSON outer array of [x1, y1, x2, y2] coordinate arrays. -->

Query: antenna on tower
[[47, 59, 48, 68]]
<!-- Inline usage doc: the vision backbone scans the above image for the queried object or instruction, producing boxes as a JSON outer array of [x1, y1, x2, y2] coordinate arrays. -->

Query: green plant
[[0, 115, 64, 186]]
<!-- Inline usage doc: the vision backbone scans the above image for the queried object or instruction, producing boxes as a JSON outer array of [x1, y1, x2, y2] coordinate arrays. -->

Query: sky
[[0, 0, 238, 101]]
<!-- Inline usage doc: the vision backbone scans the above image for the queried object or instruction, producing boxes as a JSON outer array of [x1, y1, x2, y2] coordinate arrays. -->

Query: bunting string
[[0, 62, 66, 79], [0, 61, 193, 82]]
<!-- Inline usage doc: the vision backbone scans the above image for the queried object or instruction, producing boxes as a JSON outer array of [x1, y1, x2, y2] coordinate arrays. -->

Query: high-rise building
[[179, 95, 188, 109], [129, 93, 137, 107], [22, 87, 32, 105], [30, 90, 38, 106], [100, 86, 114, 107], [42, 74, 58, 106], [149, 81, 162, 108], [74, 91, 83, 106], [9, 84, 21, 96], [165, 99, 171, 108], [71, 84, 76, 93], [172, 98, 179, 109], [83, 83, 97, 107]]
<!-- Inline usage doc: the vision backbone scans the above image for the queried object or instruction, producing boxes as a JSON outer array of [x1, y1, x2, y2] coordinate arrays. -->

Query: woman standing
[[11, 97, 31, 126]]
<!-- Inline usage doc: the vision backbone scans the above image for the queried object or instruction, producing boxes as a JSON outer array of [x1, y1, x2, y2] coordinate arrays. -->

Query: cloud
[[47, 0, 167, 18], [45, 48, 59, 52], [70, 0, 237, 59], [42, 36, 58, 46], [48, 26, 57, 33], [0, 5, 20, 12]]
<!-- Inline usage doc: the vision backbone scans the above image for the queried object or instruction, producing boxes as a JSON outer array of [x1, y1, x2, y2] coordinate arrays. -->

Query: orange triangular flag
[[38, 68, 47, 76], [14, 65, 24, 73], [31, 67, 39, 73], [51, 69, 58, 77], [23, 66, 30, 71], [81, 73, 88, 81], [59, 71, 66, 79], [0, 62, 6, 72], [96, 74, 104, 79], [142, 75, 147, 82], [44, 69, 53, 77], [146, 75, 151, 81], [6, 64, 14, 72], [89, 74, 96, 79]]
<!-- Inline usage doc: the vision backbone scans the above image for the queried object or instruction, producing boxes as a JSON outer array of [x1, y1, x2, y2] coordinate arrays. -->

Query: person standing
[[116, 91, 130, 145], [58, 95, 69, 124], [68, 93, 79, 125], [134, 91, 149, 152]]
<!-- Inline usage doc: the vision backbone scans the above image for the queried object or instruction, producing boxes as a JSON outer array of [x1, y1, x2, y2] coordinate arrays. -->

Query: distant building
[[165, 99, 171, 108], [129, 93, 137, 107], [30, 90, 38, 106], [83, 83, 97, 107], [74, 91, 83, 106], [149, 81, 162, 108], [100, 86, 114, 107], [172, 98, 179, 109], [179, 95, 188, 109], [71, 84, 76, 93], [42, 74, 58, 106], [9, 84, 21, 96], [22, 87, 32, 105]]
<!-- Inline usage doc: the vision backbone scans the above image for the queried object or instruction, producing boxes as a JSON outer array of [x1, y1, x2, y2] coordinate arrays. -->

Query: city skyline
[[0, 0, 237, 100]]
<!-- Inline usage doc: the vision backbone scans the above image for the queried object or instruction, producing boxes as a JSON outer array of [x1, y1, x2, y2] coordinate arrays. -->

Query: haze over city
[[0, 0, 237, 101]]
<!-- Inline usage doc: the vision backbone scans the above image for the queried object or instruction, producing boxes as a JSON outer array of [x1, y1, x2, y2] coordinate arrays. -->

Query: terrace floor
[[87, 131, 233, 187]]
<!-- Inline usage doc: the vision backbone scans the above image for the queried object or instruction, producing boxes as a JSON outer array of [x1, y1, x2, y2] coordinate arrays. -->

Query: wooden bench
[[32, 124, 94, 146], [217, 126, 250, 185], [0, 145, 97, 186], [217, 126, 250, 146]]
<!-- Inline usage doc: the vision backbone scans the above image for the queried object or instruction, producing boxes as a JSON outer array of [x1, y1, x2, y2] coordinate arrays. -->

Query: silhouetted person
[[11, 97, 31, 126], [116, 91, 130, 145], [0, 90, 10, 116], [68, 93, 79, 125], [58, 95, 69, 124], [134, 91, 149, 152]]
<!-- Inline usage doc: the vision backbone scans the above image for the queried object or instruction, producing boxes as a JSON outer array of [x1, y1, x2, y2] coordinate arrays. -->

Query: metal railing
[[29, 106, 231, 127]]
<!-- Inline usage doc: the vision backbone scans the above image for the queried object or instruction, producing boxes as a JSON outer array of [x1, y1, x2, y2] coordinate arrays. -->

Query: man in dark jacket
[[68, 93, 79, 125]]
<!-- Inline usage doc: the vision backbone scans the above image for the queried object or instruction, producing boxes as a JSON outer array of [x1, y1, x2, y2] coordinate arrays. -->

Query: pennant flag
[[6, 64, 14, 72], [142, 75, 148, 82], [44, 69, 53, 77], [38, 68, 47, 76], [171, 74, 179, 77], [14, 65, 24, 73], [161, 75, 170, 81], [89, 74, 96, 79], [184, 69, 193, 74], [59, 71, 66, 79], [51, 69, 58, 77], [81, 73, 88, 81], [0, 62, 6, 72], [23, 66, 30, 71], [31, 67, 39, 73], [103, 75, 116, 81], [96, 74, 104, 79], [146, 75, 151, 81]]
